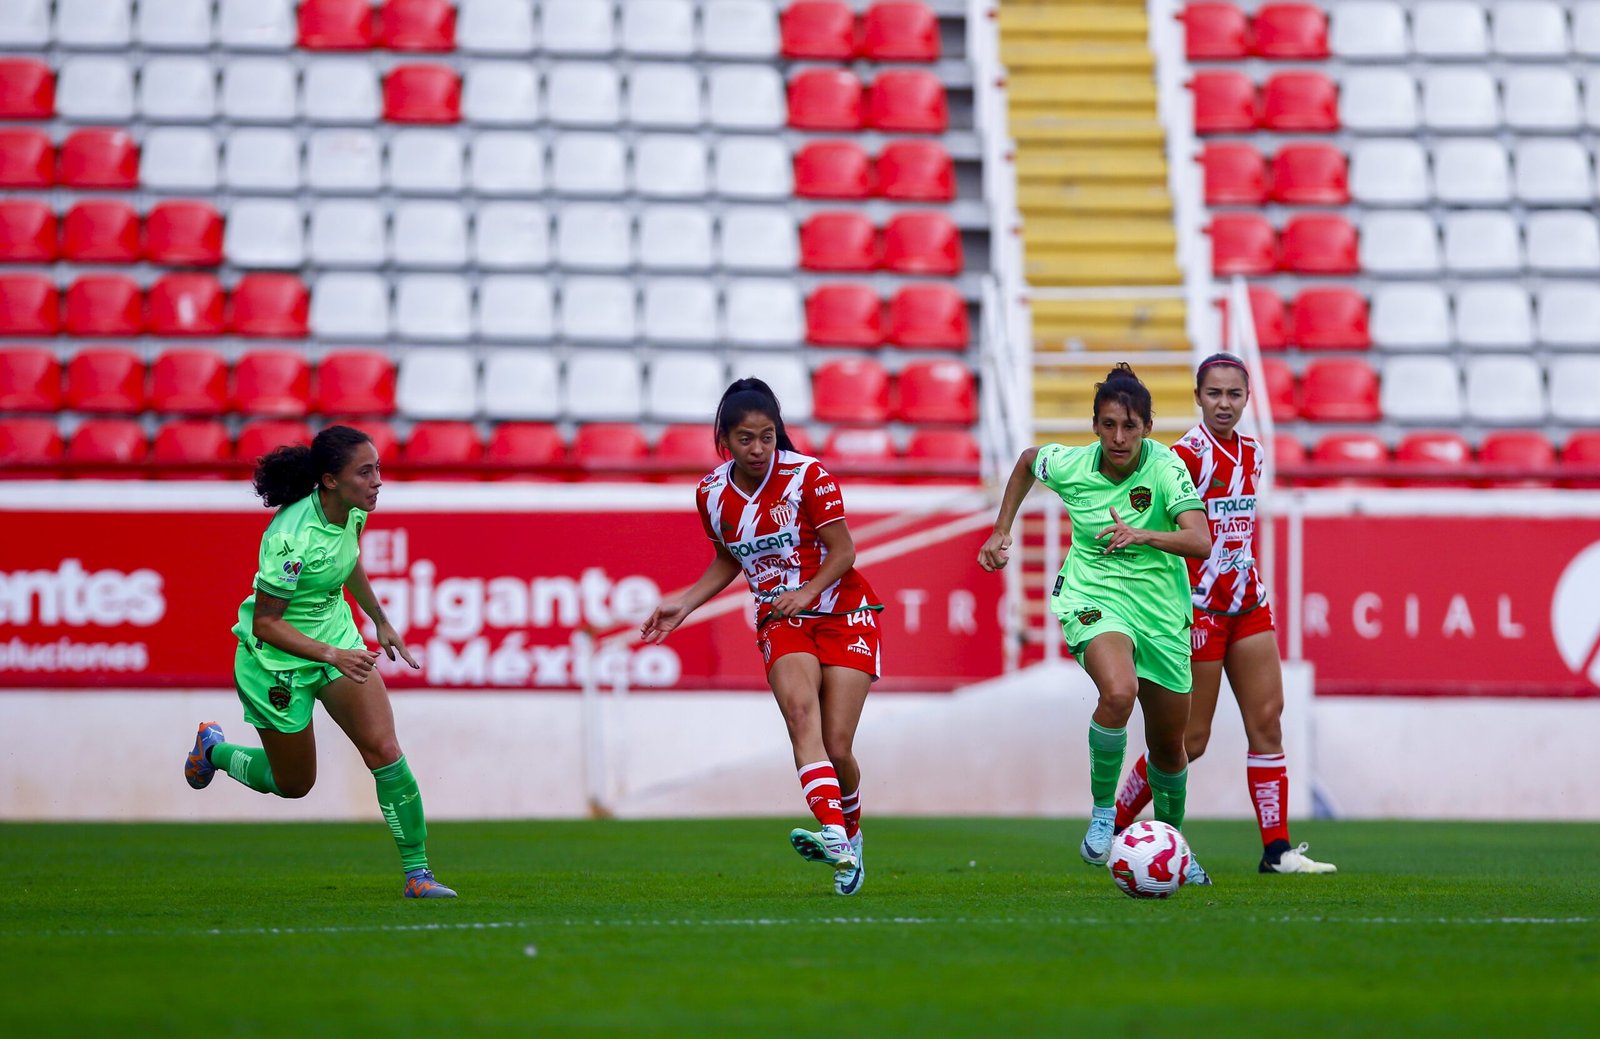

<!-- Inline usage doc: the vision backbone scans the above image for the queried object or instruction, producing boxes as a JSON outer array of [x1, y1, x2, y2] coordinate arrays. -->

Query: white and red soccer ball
[[1108, 821, 1192, 899]]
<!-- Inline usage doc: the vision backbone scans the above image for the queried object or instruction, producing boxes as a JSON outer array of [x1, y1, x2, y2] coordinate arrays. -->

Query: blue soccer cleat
[[184, 721, 224, 790], [1184, 853, 1214, 887], [403, 868, 457, 899], [833, 832, 865, 896], [1080, 805, 1116, 866], [789, 825, 857, 872]]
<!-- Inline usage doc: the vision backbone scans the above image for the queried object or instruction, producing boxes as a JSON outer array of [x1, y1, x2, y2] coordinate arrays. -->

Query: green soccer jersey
[[1033, 439, 1204, 637], [231, 492, 367, 670]]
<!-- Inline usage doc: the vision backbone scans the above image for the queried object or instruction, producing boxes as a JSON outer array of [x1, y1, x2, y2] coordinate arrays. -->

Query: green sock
[[1087, 721, 1128, 809], [1147, 761, 1188, 829], [372, 756, 429, 873], [212, 742, 281, 796]]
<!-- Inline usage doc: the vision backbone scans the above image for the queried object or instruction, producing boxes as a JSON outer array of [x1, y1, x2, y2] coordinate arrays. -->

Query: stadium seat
[[813, 359, 890, 423], [627, 64, 702, 129], [0, 129, 52, 187], [146, 273, 225, 337], [1549, 357, 1600, 422], [218, 0, 295, 49], [1465, 356, 1545, 423], [870, 71, 948, 133], [1414, 0, 1488, 56], [1182, 3, 1250, 60], [1423, 68, 1498, 131], [0, 347, 60, 411], [554, 203, 631, 270], [315, 351, 394, 416], [623, 0, 694, 56], [458, 0, 536, 54], [0, 274, 59, 335], [1492, 0, 1567, 56], [1260, 71, 1338, 131], [566, 351, 644, 421], [806, 285, 883, 347], [704, 0, 780, 58], [1260, 358, 1296, 420], [306, 201, 381, 267], [800, 212, 878, 272], [1515, 140, 1594, 206], [1311, 440, 1388, 485], [395, 274, 471, 341], [486, 423, 565, 469], [1270, 144, 1348, 205], [1253, 3, 1329, 58], [1455, 284, 1533, 349], [141, 128, 219, 192], [714, 139, 792, 200], [0, 417, 63, 467], [1579, 3, 1600, 56], [65, 275, 142, 337], [1340, 69, 1419, 132], [225, 200, 304, 270], [1393, 431, 1473, 486], [1479, 431, 1557, 485], [795, 141, 873, 200], [464, 62, 541, 125], [230, 274, 309, 338], [1201, 143, 1268, 205], [57, 56, 135, 121], [393, 200, 469, 266], [237, 420, 314, 464], [151, 420, 231, 476], [221, 128, 298, 193], [1538, 284, 1600, 347], [647, 354, 725, 422], [573, 423, 649, 471], [1280, 214, 1358, 274], [403, 421, 482, 470], [1208, 214, 1276, 275], [1563, 432, 1600, 486], [639, 205, 715, 271], [560, 276, 636, 342], [863, 2, 941, 61], [655, 424, 722, 472], [1369, 286, 1449, 351], [385, 66, 461, 123], [882, 212, 962, 275], [477, 202, 551, 269], [1443, 212, 1522, 273], [634, 135, 708, 198], [396, 348, 477, 419], [1291, 288, 1369, 350], [905, 428, 980, 468], [708, 66, 785, 129], [480, 274, 553, 340], [1349, 140, 1428, 206], [337, 419, 398, 461], [388, 129, 463, 193], [1504, 69, 1582, 132], [150, 349, 227, 415], [824, 427, 896, 469], [144, 201, 223, 267], [1329, 1, 1408, 58], [469, 133, 546, 196], [543, 0, 615, 54], [303, 60, 382, 123], [728, 352, 812, 420], [1527, 212, 1600, 272], [726, 280, 804, 345], [221, 59, 297, 123], [897, 360, 976, 425], [0, 59, 54, 120], [1433, 139, 1510, 205], [1223, 285, 1287, 351], [298, 0, 377, 49], [546, 63, 621, 126], [382, 0, 456, 51], [722, 207, 799, 271], [65, 347, 143, 413], [1361, 212, 1440, 274], [0, 200, 55, 263], [642, 278, 715, 343], [137, 56, 215, 123], [1191, 71, 1257, 133], [66, 419, 147, 475], [481, 351, 559, 420], [1381, 357, 1462, 422], [232, 350, 311, 417], [889, 284, 969, 349], [876, 140, 954, 202], [0, 0, 50, 48], [781, 1, 857, 59], [789, 69, 865, 131], [1300, 359, 1380, 421]]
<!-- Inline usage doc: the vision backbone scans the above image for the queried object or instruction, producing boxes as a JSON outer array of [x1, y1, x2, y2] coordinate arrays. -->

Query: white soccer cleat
[[833, 832, 864, 896], [789, 824, 857, 872], [1080, 805, 1116, 866], [1262, 842, 1337, 874]]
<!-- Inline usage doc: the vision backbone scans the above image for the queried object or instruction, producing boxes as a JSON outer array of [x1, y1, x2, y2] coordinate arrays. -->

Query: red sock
[[840, 789, 861, 839], [1247, 753, 1290, 847], [1114, 755, 1152, 830], [798, 761, 846, 830]]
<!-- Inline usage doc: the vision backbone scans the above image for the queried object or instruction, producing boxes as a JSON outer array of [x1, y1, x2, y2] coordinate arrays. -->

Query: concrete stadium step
[[998, 5, 1149, 37], [1024, 252, 1183, 286], [1010, 117, 1166, 146], [1017, 183, 1172, 215], [1024, 218, 1175, 250], [1015, 150, 1167, 183], [1001, 41, 1154, 71], [1008, 76, 1157, 108]]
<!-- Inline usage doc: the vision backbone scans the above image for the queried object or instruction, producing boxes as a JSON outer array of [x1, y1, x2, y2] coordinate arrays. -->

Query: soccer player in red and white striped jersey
[[641, 378, 882, 895], [1114, 354, 1335, 874]]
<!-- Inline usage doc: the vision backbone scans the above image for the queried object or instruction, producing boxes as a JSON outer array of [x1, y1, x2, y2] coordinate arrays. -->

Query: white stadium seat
[[548, 63, 623, 126], [1412, 1, 1489, 57], [137, 0, 213, 50], [463, 62, 541, 125], [642, 278, 718, 342], [714, 137, 793, 199], [1584, 71, 1600, 128], [217, 0, 295, 50], [393, 202, 470, 269], [1339, 69, 1420, 132], [302, 60, 382, 123], [308, 200, 386, 267], [1359, 212, 1440, 274], [543, 0, 617, 55], [1503, 69, 1581, 131], [224, 128, 300, 192], [724, 280, 803, 345], [57, 57, 135, 120], [1443, 212, 1522, 273], [1526, 211, 1600, 271], [1422, 68, 1499, 131], [623, 0, 695, 56], [483, 350, 561, 419], [1490, 1, 1568, 57], [469, 133, 546, 195], [1465, 356, 1545, 423], [457, 0, 537, 55], [1329, 1, 1408, 59], [626, 64, 703, 128], [1349, 140, 1429, 205], [728, 353, 811, 420], [397, 349, 479, 419], [1514, 140, 1594, 205], [1370, 285, 1452, 349], [648, 354, 726, 422], [224, 200, 305, 269], [639, 206, 715, 270], [311, 273, 390, 339], [718, 207, 797, 271], [560, 277, 638, 342], [388, 130, 463, 194], [634, 135, 709, 198], [1454, 284, 1534, 348], [479, 277, 555, 343], [555, 204, 633, 269], [1577, 3, 1600, 56], [395, 275, 473, 341], [566, 351, 645, 421], [141, 128, 219, 190], [56, 0, 133, 49], [474, 202, 551, 268], [221, 59, 297, 123], [1432, 139, 1510, 205], [1537, 284, 1600, 347], [702, 0, 779, 59], [708, 66, 785, 129], [552, 133, 628, 195], [0, 0, 50, 48], [1382, 357, 1463, 423], [306, 130, 383, 192], [139, 57, 216, 122], [1547, 358, 1600, 421]]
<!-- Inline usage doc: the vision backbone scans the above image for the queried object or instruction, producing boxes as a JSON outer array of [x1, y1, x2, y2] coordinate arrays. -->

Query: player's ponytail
[[1092, 362, 1154, 426], [251, 425, 373, 508], [714, 377, 798, 455], [1196, 352, 1250, 390]]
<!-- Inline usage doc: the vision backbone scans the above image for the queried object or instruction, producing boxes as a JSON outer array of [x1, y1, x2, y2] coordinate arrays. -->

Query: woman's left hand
[[375, 622, 420, 669], [768, 587, 818, 620], [1095, 508, 1148, 554]]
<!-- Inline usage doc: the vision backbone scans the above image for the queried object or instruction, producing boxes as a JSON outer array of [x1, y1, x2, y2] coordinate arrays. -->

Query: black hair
[[1196, 352, 1251, 391], [1092, 362, 1154, 426], [251, 425, 373, 508], [714, 378, 797, 456]]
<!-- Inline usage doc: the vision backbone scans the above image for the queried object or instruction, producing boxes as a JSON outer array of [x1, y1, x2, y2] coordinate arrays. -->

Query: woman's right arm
[[639, 545, 744, 643], [252, 593, 378, 682], [977, 447, 1041, 572]]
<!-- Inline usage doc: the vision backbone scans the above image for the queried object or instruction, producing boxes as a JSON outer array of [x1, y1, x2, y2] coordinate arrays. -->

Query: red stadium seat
[[1270, 143, 1348, 205], [655, 424, 722, 472], [1291, 288, 1369, 349], [905, 428, 979, 464], [1221, 285, 1287, 351], [862, 2, 941, 61], [150, 348, 228, 415], [0, 200, 56, 263], [800, 212, 879, 272], [65, 275, 142, 337], [144, 201, 224, 267], [1479, 431, 1557, 486], [813, 359, 890, 423], [1394, 431, 1472, 486], [57, 129, 139, 189], [806, 284, 884, 347], [1260, 71, 1339, 132], [316, 351, 395, 415], [341, 419, 399, 461], [66, 419, 147, 475], [780, 1, 858, 59], [0, 347, 61, 411], [896, 359, 976, 425], [1561, 432, 1600, 486], [0, 59, 54, 120], [1182, 3, 1250, 60], [380, 0, 456, 51], [824, 427, 896, 468], [869, 71, 948, 133], [573, 423, 649, 471], [1300, 358, 1380, 422], [298, 0, 377, 49], [65, 347, 145, 413], [1191, 71, 1257, 134], [786, 426, 818, 457], [152, 419, 231, 476], [0, 417, 62, 467], [237, 420, 315, 463], [230, 274, 310, 338], [60, 201, 140, 264], [233, 350, 312, 417], [1311, 432, 1388, 486], [0, 274, 60, 335], [486, 422, 565, 470], [404, 421, 482, 470], [876, 140, 954, 201], [788, 69, 865, 131], [383, 65, 461, 123], [1252, 3, 1329, 59], [1261, 357, 1296, 421], [1201, 142, 1268, 206], [0, 129, 53, 188], [794, 141, 873, 200], [882, 212, 961, 275], [1209, 213, 1277, 275], [888, 284, 968, 349], [1279, 214, 1358, 274], [146, 274, 224, 337], [1272, 433, 1306, 471]]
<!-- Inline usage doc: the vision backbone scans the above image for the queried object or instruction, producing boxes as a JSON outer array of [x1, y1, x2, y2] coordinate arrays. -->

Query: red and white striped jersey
[[1171, 424, 1268, 614], [696, 451, 879, 626]]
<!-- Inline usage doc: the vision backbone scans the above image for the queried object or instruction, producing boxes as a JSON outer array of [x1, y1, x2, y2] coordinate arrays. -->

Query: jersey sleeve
[[801, 464, 846, 529], [1171, 439, 1203, 485], [254, 525, 304, 600], [1161, 452, 1204, 520], [696, 486, 718, 542], [1032, 443, 1075, 496]]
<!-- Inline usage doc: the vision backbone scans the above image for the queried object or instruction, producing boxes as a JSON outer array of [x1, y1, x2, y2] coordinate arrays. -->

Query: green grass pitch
[[2, 819, 1595, 1037]]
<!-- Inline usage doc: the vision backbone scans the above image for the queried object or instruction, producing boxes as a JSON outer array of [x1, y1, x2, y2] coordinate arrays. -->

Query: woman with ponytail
[[182, 425, 456, 899], [979, 364, 1217, 885], [641, 378, 884, 896]]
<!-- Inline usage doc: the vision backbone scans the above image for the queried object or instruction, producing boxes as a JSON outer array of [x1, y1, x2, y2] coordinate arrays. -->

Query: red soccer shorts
[[1191, 603, 1275, 662], [758, 612, 881, 680]]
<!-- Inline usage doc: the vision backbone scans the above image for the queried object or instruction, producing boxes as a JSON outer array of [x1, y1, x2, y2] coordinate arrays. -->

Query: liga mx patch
[[268, 685, 291, 710], [1128, 486, 1152, 513]]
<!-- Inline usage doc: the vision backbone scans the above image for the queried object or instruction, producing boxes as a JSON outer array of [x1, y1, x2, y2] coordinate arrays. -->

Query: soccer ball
[[1108, 820, 1191, 899]]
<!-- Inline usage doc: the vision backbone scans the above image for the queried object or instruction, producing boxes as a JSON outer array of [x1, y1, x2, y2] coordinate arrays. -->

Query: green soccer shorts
[[232, 634, 363, 734], [1058, 604, 1193, 695]]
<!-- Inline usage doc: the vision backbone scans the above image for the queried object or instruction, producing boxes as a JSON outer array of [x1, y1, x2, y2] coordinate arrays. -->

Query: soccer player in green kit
[[979, 364, 1216, 885], [182, 425, 456, 898]]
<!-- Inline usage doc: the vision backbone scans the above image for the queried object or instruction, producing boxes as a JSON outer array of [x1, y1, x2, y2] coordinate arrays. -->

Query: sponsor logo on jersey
[[1188, 436, 1203, 450], [728, 531, 795, 558], [847, 636, 873, 656], [1036, 455, 1050, 481], [275, 537, 294, 557], [268, 684, 291, 710], [777, 466, 805, 476], [1209, 476, 1226, 489], [1075, 608, 1103, 626], [1207, 494, 1257, 519], [769, 500, 797, 527], [304, 545, 333, 573], [1052, 576, 1064, 597], [847, 607, 877, 627], [1129, 486, 1152, 513], [813, 482, 836, 497]]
